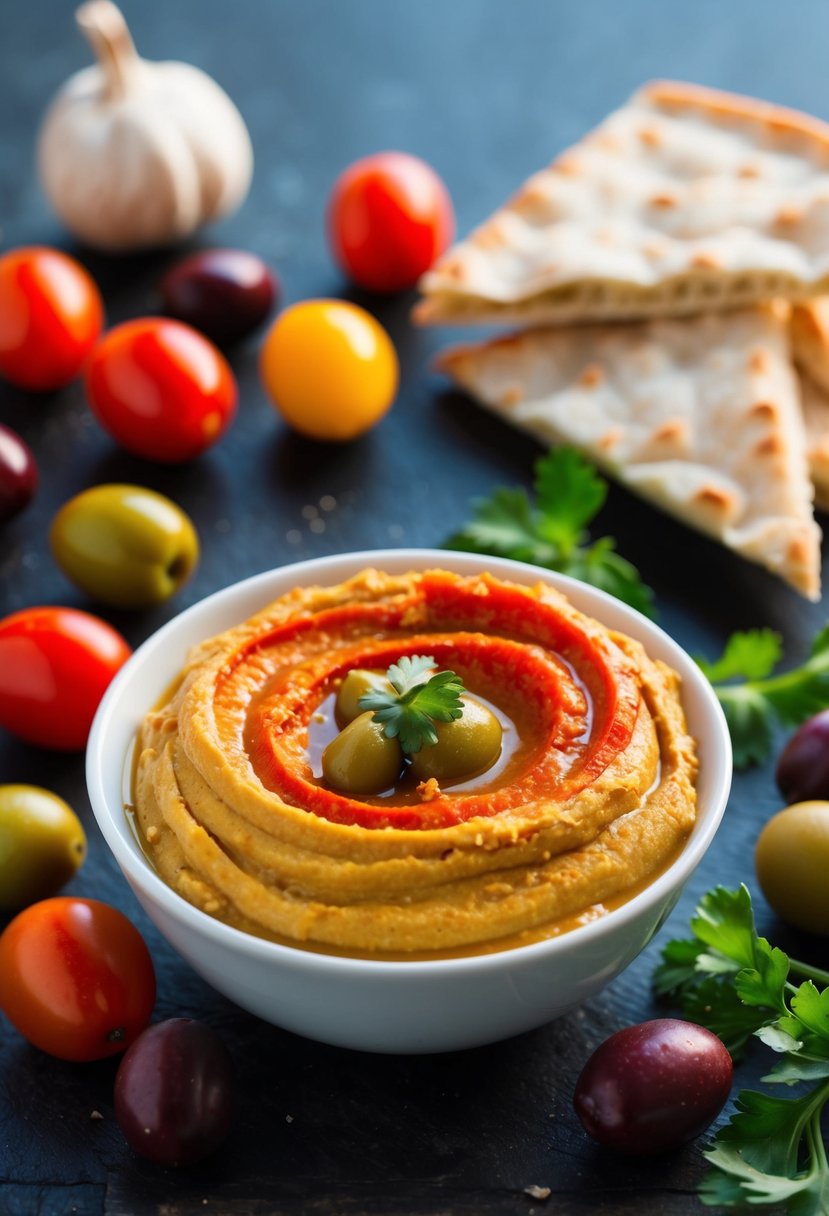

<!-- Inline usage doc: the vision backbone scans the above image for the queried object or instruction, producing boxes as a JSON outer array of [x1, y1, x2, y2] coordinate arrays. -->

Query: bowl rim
[[86, 547, 732, 975]]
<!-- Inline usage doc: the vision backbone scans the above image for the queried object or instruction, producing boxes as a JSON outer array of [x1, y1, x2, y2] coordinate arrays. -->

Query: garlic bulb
[[38, 1, 253, 252]]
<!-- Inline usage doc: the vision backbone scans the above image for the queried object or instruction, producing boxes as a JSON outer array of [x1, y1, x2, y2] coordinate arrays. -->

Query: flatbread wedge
[[791, 297, 829, 395], [436, 303, 821, 599], [799, 372, 829, 512], [791, 299, 829, 510], [416, 81, 829, 328]]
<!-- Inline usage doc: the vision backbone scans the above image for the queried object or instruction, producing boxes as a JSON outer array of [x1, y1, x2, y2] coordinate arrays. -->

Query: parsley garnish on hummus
[[358, 655, 465, 755]]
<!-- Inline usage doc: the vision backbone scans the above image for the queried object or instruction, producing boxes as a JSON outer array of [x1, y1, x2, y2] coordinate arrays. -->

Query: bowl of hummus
[[87, 549, 731, 1053]]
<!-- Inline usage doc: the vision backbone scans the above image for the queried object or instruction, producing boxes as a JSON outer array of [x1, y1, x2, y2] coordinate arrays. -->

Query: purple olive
[[158, 249, 278, 345], [573, 1018, 732, 1155], [114, 1018, 236, 1166], [776, 710, 829, 803], [0, 423, 37, 522]]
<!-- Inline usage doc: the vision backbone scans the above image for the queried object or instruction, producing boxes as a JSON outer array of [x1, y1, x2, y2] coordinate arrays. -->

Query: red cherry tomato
[[0, 246, 103, 390], [0, 606, 131, 750], [86, 318, 237, 462], [0, 897, 156, 1061], [327, 151, 455, 292]]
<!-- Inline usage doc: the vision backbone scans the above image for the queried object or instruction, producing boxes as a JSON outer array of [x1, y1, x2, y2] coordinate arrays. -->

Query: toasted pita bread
[[792, 298, 829, 394], [799, 371, 829, 511], [437, 303, 821, 599], [789, 299, 829, 509], [417, 82, 829, 328]]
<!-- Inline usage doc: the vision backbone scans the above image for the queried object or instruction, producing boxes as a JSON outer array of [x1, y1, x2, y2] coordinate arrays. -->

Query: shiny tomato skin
[[0, 247, 103, 390], [0, 897, 156, 1061], [260, 299, 398, 441], [86, 317, 237, 462], [327, 151, 455, 292], [0, 606, 131, 750]]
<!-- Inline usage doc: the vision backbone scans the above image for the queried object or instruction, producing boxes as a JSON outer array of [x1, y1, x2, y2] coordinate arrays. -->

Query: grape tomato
[[260, 299, 398, 442], [327, 151, 454, 292], [0, 897, 155, 1061], [86, 317, 237, 462], [0, 246, 103, 390], [0, 605, 131, 750]]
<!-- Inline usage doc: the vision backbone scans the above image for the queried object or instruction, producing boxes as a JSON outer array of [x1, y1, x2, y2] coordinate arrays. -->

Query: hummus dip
[[134, 569, 697, 957]]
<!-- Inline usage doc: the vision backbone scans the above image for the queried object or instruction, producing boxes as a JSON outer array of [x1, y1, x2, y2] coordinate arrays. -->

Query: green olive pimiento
[[321, 656, 504, 796]]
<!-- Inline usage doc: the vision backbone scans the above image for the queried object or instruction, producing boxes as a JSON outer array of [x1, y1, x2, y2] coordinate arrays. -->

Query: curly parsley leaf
[[697, 626, 829, 768], [358, 655, 465, 756], [444, 447, 655, 617], [654, 885, 829, 1213]]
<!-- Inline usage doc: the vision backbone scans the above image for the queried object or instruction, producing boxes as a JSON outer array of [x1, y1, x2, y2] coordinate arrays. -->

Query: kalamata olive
[[158, 249, 277, 345], [776, 710, 829, 803], [114, 1018, 236, 1166], [0, 423, 37, 522], [335, 668, 392, 727], [322, 711, 404, 794], [408, 696, 502, 783], [50, 483, 199, 608], [755, 800, 829, 934], [573, 1018, 732, 1155], [0, 784, 86, 910]]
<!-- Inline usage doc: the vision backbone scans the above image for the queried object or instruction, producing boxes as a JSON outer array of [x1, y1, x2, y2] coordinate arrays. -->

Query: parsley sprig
[[696, 626, 829, 768], [358, 655, 465, 755], [443, 447, 654, 618], [654, 885, 829, 1214]]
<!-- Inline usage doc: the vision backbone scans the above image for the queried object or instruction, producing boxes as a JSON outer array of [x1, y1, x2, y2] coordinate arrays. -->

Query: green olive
[[408, 696, 502, 784], [50, 483, 199, 608], [0, 784, 87, 911], [755, 800, 829, 934], [335, 668, 393, 727], [322, 711, 404, 794]]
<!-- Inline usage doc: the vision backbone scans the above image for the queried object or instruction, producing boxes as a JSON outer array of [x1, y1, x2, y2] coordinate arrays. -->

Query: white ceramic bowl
[[87, 549, 731, 1054]]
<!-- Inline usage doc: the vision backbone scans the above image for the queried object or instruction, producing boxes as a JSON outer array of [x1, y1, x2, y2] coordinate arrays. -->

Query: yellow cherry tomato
[[259, 299, 398, 441], [755, 800, 829, 934]]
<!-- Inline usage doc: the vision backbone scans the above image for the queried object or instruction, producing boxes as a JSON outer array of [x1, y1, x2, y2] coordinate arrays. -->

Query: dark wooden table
[[2, 2, 829, 1212]]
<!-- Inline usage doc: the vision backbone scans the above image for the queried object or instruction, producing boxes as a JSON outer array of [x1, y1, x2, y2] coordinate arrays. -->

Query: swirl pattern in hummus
[[134, 569, 698, 956]]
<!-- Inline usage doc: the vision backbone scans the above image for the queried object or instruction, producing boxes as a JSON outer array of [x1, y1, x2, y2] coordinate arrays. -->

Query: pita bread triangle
[[791, 298, 829, 510], [416, 81, 829, 328], [436, 302, 822, 599], [798, 370, 829, 513]]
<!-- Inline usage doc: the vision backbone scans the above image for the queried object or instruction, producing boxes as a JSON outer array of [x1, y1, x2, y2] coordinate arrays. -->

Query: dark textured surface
[[2, 1, 829, 1212]]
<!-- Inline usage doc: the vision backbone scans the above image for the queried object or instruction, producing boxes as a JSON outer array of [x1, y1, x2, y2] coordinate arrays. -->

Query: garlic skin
[[38, 1, 254, 252]]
